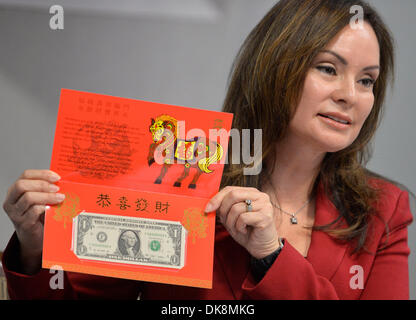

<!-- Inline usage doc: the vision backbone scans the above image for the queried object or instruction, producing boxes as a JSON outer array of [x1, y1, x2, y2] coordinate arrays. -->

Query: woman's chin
[[323, 143, 351, 153]]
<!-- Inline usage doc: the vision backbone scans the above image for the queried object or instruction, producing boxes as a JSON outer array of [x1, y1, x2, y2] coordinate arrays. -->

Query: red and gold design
[[148, 114, 225, 189], [53, 192, 80, 228], [182, 208, 209, 244], [42, 89, 233, 289]]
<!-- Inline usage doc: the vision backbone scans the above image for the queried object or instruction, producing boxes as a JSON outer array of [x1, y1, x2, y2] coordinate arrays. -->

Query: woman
[[2, 0, 414, 299]]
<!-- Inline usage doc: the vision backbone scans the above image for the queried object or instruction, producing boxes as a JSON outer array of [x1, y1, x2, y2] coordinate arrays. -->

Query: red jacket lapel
[[306, 180, 349, 280]]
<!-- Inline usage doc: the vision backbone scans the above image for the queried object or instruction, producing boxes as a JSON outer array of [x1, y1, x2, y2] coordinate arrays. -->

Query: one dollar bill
[[72, 212, 187, 269]]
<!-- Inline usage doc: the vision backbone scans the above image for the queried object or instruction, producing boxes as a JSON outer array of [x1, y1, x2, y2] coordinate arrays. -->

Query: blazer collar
[[306, 180, 349, 280]]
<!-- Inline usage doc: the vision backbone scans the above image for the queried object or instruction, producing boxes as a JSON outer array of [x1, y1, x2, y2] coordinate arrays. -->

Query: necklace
[[271, 198, 311, 225]]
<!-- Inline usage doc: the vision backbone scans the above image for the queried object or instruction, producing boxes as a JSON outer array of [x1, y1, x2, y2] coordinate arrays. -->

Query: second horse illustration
[[147, 115, 224, 189]]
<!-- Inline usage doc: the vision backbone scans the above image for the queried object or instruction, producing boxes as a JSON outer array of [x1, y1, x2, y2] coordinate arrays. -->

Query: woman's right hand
[[2, 169, 65, 274]]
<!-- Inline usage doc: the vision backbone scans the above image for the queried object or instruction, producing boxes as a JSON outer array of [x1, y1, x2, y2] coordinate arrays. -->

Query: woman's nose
[[332, 77, 357, 107]]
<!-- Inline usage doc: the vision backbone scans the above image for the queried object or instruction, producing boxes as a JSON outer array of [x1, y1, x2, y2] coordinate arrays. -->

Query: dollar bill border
[[71, 211, 187, 269]]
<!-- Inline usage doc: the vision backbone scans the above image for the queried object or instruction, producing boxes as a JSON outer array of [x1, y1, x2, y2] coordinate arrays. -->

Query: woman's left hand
[[204, 186, 281, 259]]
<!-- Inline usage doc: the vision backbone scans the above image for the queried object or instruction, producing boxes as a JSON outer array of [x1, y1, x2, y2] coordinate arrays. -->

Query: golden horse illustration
[[147, 115, 223, 189]]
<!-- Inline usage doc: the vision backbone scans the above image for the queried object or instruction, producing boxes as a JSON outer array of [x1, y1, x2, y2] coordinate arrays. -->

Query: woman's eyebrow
[[362, 65, 380, 72], [319, 49, 380, 71], [320, 50, 348, 65]]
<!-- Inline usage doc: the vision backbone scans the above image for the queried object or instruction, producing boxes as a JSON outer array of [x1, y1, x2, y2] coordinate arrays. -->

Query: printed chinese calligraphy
[[96, 194, 170, 214]]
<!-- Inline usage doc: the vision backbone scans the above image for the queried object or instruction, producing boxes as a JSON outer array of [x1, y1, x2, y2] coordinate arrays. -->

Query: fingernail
[[49, 172, 61, 182], [56, 193, 65, 201], [204, 202, 214, 213], [49, 184, 60, 192]]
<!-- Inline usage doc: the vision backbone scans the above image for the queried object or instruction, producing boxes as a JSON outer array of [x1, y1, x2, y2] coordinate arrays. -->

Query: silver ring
[[245, 199, 253, 212]]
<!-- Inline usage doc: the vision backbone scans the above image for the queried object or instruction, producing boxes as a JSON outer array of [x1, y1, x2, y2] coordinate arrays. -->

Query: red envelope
[[42, 88, 233, 288]]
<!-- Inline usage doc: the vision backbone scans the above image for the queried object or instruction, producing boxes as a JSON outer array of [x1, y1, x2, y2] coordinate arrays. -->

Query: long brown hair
[[220, 0, 396, 254]]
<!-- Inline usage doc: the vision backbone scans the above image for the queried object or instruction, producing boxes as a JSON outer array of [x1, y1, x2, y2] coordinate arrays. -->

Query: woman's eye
[[360, 78, 375, 88], [316, 65, 376, 88], [316, 65, 336, 75]]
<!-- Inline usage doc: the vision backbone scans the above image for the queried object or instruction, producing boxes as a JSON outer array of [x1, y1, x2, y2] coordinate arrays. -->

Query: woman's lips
[[318, 114, 351, 129]]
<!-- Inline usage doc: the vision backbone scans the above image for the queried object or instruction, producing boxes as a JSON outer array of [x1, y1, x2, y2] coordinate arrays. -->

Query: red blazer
[[2, 178, 413, 299]]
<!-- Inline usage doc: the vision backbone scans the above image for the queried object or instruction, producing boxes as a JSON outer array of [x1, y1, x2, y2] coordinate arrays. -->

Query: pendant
[[290, 215, 298, 224]]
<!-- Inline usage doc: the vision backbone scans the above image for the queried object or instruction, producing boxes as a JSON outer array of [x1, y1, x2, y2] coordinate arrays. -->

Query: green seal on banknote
[[150, 240, 161, 251]]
